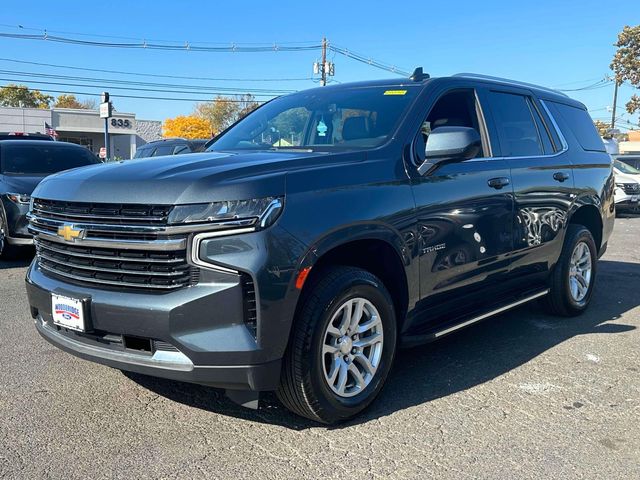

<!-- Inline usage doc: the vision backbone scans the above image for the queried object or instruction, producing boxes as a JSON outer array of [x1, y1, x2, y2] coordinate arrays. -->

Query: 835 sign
[[110, 118, 132, 128]]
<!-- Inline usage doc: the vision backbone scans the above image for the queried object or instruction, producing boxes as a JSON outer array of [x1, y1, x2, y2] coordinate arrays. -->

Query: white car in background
[[614, 159, 640, 213]]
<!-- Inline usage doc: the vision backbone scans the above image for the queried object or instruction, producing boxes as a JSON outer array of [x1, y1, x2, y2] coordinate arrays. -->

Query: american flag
[[44, 122, 59, 139]]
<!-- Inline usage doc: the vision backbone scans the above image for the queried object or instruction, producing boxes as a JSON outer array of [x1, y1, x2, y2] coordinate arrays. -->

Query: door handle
[[487, 177, 510, 190], [553, 172, 570, 183]]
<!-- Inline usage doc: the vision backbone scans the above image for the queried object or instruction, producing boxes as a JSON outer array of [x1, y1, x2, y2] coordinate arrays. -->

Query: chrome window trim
[[539, 99, 569, 152], [465, 99, 569, 163]]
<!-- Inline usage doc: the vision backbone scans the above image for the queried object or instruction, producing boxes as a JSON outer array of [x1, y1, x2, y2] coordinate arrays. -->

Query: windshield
[[208, 86, 419, 152], [614, 159, 640, 175], [0, 144, 99, 175]]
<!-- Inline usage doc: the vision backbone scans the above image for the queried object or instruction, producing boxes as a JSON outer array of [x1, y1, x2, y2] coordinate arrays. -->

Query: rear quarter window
[[549, 102, 605, 152]]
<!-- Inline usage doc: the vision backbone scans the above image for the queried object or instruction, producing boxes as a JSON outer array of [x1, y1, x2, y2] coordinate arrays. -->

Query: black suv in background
[[0, 140, 99, 257], [133, 138, 208, 159], [25, 72, 614, 423]]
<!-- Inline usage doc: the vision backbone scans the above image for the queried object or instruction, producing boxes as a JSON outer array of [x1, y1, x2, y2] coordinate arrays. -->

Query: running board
[[402, 289, 549, 346]]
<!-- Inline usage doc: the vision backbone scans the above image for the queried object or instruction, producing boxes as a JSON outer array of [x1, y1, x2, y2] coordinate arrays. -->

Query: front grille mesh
[[622, 183, 640, 195], [32, 199, 172, 225], [36, 239, 197, 290]]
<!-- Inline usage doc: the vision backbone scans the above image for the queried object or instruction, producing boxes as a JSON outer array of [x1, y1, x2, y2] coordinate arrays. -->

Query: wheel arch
[[293, 224, 414, 333], [568, 201, 603, 252]]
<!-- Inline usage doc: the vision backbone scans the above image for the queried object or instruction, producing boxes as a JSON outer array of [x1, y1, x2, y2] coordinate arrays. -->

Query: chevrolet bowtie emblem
[[57, 224, 84, 242]]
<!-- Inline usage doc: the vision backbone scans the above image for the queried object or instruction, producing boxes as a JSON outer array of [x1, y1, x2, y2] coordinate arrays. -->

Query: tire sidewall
[[560, 228, 597, 312], [307, 275, 397, 419]]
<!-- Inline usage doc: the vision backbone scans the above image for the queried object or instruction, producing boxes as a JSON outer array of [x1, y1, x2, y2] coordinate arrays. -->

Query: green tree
[[611, 25, 640, 118], [194, 94, 261, 135], [0, 84, 53, 108], [54, 94, 96, 109]]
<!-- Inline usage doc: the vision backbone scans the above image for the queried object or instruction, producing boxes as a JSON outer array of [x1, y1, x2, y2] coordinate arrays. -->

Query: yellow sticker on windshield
[[384, 90, 407, 96]]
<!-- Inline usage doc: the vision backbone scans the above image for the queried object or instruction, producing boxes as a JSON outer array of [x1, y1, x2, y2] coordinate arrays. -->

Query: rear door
[[408, 84, 515, 334], [483, 88, 574, 288]]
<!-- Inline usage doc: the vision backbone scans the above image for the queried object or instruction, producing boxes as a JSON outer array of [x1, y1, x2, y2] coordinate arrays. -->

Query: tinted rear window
[[549, 102, 605, 152], [0, 144, 98, 174], [134, 146, 154, 158], [152, 145, 174, 156], [488, 91, 544, 157]]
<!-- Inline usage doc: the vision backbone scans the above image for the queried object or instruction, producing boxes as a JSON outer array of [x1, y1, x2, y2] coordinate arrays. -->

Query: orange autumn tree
[[162, 115, 212, 139]]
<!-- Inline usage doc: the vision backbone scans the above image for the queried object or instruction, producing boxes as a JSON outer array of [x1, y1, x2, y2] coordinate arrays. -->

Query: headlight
[[168, 196, 283, 229], [6, 193, 31, 205], [615, 183, 626, 189]]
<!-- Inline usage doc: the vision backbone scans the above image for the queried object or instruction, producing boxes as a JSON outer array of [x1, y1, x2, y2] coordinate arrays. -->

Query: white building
[[0, 106, 162, 159]]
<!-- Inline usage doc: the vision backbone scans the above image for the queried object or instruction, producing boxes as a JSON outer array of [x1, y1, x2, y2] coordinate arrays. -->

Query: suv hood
[[33, 150, 355, 204], [0, 173, 49, 195], [614, 170, 640, 184]]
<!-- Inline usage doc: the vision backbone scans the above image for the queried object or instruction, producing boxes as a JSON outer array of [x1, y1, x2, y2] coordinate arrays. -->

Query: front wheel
[[543, 225, 597, 317], [277, 266, 397, 423]]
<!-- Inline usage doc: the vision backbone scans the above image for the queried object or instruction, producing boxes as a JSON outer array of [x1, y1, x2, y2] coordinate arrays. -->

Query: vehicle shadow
[[0, 247, 34, 270], [124, 259, 638, 430]]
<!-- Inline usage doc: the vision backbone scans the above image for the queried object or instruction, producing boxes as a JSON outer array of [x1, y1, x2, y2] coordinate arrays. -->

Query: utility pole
[[313, 37, 334, 86], [611, 80, 619, 129], [320, 37, 327, 86]]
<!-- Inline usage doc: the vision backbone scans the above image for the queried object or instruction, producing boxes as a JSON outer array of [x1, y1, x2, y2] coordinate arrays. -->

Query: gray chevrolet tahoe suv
[[25, 71, 614, 423]]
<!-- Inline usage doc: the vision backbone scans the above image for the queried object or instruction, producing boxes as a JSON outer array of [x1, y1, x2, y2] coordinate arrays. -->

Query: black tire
[[277, 266, 397, 424], [543, 225, 597, 317]]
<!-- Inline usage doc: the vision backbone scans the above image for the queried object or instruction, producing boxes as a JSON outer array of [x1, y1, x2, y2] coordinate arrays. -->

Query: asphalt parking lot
[[1, 218, 639, 480]]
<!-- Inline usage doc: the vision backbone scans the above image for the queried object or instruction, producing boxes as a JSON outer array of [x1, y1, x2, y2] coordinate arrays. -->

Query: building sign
[[110, 118, 132, 128]]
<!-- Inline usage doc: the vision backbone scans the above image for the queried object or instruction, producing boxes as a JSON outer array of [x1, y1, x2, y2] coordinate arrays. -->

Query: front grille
[[30, 198, 198, 291], [622, 183, 640, 195], [36, 238, 197, 290], [32, 199, 172, 225]]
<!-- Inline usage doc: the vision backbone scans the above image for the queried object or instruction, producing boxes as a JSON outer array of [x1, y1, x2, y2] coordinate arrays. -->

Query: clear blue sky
[[0, 0, 638, 130]]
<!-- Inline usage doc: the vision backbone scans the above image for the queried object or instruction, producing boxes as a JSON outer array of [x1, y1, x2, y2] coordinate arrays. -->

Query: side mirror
[[418, 126, 482, 175]]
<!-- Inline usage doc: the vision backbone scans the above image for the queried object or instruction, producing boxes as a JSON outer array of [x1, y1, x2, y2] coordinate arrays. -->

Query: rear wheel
[[277, 266, 397, 423], [543, 225, 597, 317]]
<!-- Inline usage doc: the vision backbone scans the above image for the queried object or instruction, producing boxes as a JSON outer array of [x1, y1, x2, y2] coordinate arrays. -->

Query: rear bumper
[[25, 262, 282, 391]]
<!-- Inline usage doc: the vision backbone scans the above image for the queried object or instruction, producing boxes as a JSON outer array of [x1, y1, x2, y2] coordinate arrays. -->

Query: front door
[[408, 87, 515, 334]]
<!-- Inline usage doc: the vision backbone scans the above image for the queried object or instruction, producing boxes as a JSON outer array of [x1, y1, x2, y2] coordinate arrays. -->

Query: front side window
[[0, 145, 98, 175], [208, 86, 420, 152], [489, 92, 544, 157], [416, 88, 486, 162]]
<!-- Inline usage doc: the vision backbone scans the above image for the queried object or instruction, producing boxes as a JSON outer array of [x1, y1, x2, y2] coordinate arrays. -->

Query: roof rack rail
[[452, 73, 568, 97], [410, 67, 430, 82]]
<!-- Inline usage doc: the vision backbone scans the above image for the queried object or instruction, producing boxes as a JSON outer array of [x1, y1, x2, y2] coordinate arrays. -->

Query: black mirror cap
[[418, 126, 481, 175]]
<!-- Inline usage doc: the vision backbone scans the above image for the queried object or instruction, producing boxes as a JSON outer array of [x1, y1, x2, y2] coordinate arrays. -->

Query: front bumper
[[614, 190, 640, 211], [25, 262, 282, 391], [1, 196, 31, 242]]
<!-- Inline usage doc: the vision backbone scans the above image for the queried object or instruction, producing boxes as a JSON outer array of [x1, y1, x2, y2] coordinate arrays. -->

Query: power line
[[0, 23, 320, 46], [0, 31, 321, 52], [0, 84, 268, 103], [328, 44, 411, 76], [0, 69, 296, 94], [0, 76, 281, 98], [0, 57, 313, 83]]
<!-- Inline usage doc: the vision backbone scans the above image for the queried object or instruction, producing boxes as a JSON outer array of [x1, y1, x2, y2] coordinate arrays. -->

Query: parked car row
[[0, 140, 100, 257], [613, 155, 640, 213]]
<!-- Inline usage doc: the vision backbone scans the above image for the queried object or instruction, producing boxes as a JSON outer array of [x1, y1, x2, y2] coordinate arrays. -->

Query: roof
[[295, 71, 580, 108], [0, 139, 87, 147]]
